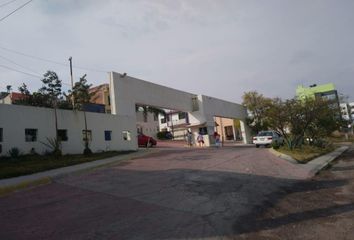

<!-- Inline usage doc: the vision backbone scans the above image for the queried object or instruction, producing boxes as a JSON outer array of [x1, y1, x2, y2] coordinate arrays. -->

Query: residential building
[[296, 83, 339, 102], [340, 103, 351, 121], [136, 111, 159, 137], [158, 111, 190, 140], [0, 92, 27, 104], [214, 117, 243, 142], [296, 83, 341, 118], [89, 84, 111, 113], [349, 102, 354, 123]]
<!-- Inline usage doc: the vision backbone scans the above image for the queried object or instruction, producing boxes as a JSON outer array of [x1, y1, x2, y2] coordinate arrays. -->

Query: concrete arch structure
[[109, 72, 251, 146]]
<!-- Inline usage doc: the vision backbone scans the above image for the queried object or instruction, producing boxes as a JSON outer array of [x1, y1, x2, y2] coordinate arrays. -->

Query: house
[[0, 92, 28, 104], [89, 84, 111, 113], [158, 111, 190, 140]]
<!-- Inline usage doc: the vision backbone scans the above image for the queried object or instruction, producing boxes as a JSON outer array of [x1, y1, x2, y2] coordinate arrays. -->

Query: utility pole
[[68, 57, 75, 109]]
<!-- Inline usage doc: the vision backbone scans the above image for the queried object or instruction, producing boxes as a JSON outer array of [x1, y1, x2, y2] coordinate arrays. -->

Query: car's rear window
[[257, 131, 273, 136]]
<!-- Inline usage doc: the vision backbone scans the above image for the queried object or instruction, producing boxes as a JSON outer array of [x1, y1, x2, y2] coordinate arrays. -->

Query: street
[[0, 146, 352, 239]]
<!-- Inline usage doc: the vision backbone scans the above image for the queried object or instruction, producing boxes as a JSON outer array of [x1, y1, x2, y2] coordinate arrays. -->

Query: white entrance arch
[[109, 72, 251, 146]]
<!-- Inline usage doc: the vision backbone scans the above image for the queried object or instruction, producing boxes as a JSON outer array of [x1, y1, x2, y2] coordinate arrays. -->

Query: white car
[[253, 131, 284, 148]]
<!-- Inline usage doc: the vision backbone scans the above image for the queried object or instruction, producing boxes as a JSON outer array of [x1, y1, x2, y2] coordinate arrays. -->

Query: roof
[[10, 92, 28, 102], [0, 92, 9, 100]]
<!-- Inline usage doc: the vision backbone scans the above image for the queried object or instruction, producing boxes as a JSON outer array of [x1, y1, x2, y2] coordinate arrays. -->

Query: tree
[[70, 74, 92, 155], [267, 97, 339, 149], [242, 91, 272, 134], [6, 85, 12, 93], [40, 71, 63, 156], [135, 104, 165, 122]]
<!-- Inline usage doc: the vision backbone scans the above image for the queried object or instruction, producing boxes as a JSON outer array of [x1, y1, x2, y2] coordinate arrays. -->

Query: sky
[[0, 0, 354, 103]]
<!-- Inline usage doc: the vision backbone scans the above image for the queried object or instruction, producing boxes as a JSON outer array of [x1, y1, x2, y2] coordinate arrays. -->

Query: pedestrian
[[197, 132, 204, 147], [186, 130, 193, 147], [214, 132, 221, 148]]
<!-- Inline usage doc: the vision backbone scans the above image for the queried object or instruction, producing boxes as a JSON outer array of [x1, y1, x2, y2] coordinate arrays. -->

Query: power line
[[0, 0, 34, 23], [0, 45, 109, 73], [0, 64, 72, 86], [0, 0, 18, 8], [0, 54, 40, 75]]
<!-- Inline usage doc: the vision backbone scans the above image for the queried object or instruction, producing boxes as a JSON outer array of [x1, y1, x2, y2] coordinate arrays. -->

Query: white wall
[[0, 104, 137, 156], [136, 111, 159, 137], [109, 72, 250, 145]]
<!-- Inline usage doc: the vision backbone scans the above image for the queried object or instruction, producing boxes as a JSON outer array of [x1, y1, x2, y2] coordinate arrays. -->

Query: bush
[[8, 147, 21, 158], [272, 141, 280, 149], [157, 131, 173, 140], [83, 147, 92, 155], [41, 137, 62, 157]]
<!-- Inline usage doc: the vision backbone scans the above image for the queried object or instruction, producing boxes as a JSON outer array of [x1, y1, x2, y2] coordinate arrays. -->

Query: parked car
[[253, 131, 284, 148], [138, 133, 157, 147]]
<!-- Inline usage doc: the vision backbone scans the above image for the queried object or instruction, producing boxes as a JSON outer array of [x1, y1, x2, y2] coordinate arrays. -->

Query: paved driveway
[[0, 147, 313, 240]]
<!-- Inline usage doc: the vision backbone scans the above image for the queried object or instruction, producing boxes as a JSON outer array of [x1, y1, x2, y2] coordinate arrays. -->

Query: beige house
[[214, 117, 243, 142]]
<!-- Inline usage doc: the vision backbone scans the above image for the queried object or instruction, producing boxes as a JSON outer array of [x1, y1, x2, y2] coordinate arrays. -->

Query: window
[[57, 129, 68, 141], [82, 130, 92, 142], [104, 130, 112, 141], [198, 127, 208, 135], [122, 131, 131, 141], [25, 129, 37, 142], [161, 118, 166, 124], [153, 114, 158, 121], [0, 128, 3, 142], [178, 112, 186, 120]]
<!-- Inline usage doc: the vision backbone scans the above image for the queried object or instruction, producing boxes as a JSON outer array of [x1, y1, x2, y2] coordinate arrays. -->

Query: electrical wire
[[0, 0, 34, 23], [0, 54, 40, 75], [0, 64, 72, 86], [0, 45, 109, 73], [0, 0, 18, 8]]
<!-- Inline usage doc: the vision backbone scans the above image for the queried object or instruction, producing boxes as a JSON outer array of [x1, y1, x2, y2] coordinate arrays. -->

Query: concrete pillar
[[240, 120, 252, 144]]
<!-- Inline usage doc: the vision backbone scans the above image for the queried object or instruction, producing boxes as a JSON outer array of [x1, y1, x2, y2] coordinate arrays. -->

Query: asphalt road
[[0, 146, 331, 240]]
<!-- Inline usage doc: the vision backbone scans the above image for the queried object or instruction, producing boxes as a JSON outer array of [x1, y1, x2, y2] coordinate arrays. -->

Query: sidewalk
[[0, 149, 158, 189], [270, 145, 349, 178]]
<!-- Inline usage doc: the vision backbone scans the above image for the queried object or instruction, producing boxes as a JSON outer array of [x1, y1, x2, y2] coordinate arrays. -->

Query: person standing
[[197, 132, 204, 147], [214, 132, 221, 148], [186, 130, 193, 147]]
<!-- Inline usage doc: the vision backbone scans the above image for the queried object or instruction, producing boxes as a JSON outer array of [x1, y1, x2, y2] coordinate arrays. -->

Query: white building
[[158, 111, 190, 140], [136, 111, 159, 137], [0, 72, 250, 156], [340, 103, 351, 121], [349, 102, 354, 122]]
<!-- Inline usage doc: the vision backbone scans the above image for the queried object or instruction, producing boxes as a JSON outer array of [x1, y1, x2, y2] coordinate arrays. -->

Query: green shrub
[[272, 141, 280, 149], [41, 137, 62, 157], [8, 147, 20, 158], [157, 131, 166, 140]]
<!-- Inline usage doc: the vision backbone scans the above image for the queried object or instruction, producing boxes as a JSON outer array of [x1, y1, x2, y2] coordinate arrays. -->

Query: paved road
[[0, 147, 313, 240], [236, 145, 354, 240]]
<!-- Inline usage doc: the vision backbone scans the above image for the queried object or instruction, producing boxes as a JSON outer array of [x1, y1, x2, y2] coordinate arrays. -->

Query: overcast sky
[[0, 0, 353, 103]]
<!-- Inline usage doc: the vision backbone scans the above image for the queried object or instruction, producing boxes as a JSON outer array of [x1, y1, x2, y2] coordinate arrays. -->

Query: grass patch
[[277, 145, 336, 163], [0, 151, 134, 180]]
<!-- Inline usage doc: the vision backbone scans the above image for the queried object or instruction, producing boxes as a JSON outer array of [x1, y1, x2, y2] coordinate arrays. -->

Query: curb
[[0, 149, 159, 192], [269, 146, 349, 177], [305, 146, 349, 177], [268, 148, 298, 164]]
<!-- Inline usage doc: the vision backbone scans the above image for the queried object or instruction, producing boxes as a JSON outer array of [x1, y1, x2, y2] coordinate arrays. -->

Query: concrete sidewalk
[[270, 145, 349, 178], [0, 149, 158, 189], [304, 146, 349, 176]]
